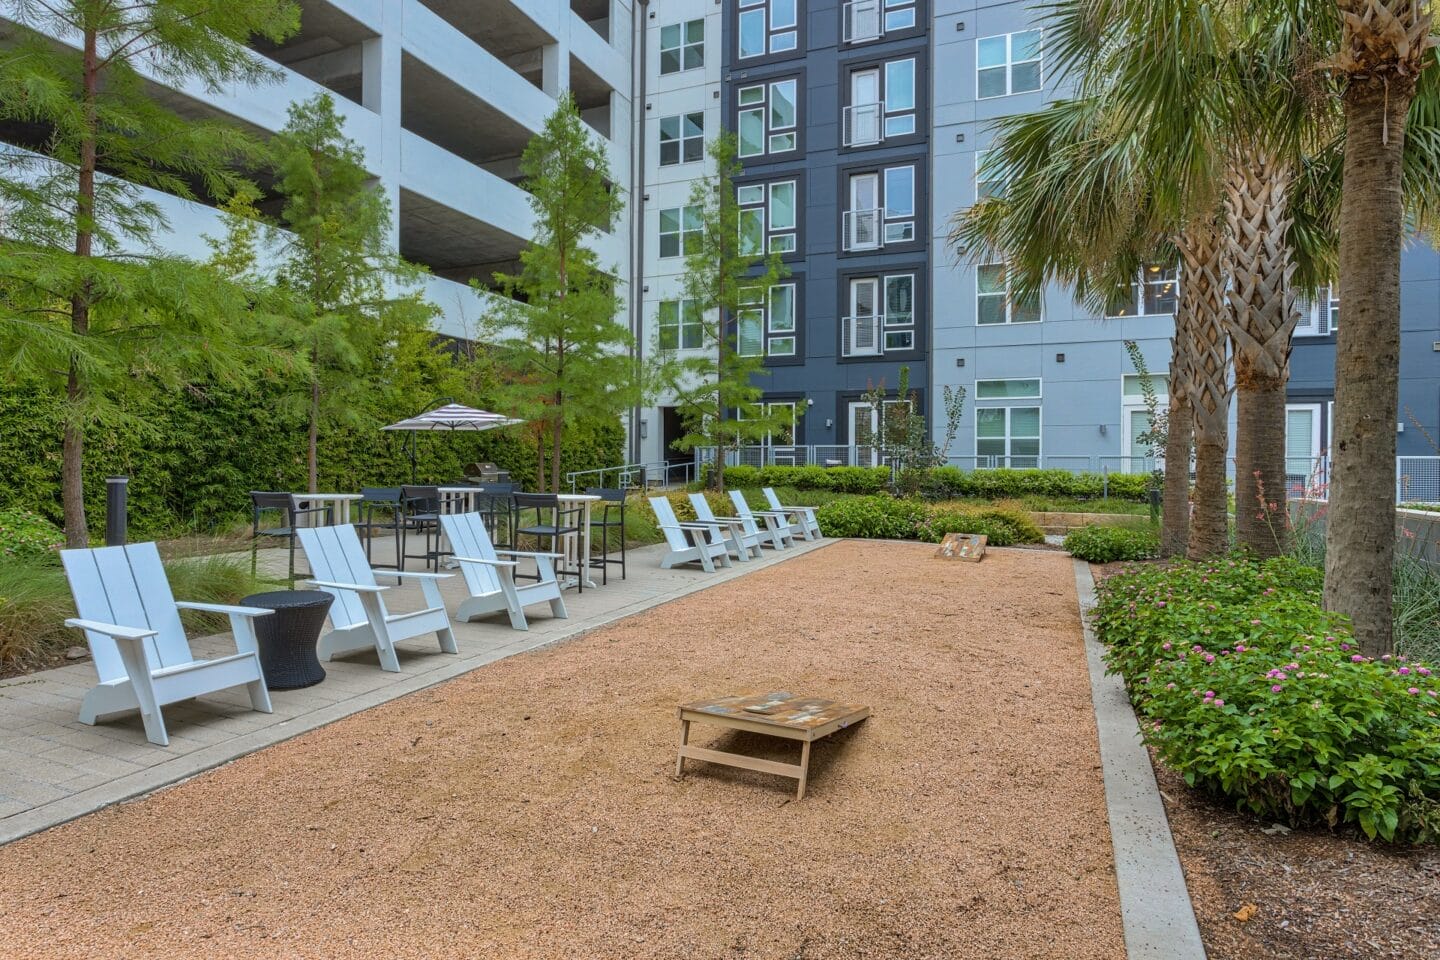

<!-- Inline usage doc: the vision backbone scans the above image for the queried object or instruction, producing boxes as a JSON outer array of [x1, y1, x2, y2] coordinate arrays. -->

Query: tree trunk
[[712, 326, 727, 493], [1180, 216, 1232, 559], [1223, 152, 1298, 558], [1161, 390, 1193, 557], [1324, 23, 1421, 655], [62, 26, 101, 548], [536, 425, 547, 493], [550, 409, 563, 494], [307, 377, 320, 494]]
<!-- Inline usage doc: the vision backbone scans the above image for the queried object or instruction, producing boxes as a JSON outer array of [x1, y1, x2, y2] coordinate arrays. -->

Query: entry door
[[850, 68, 880, 143], [849, 401, 879, 466], [848, 278, 880, 355], [1286, 404, 1323, 494], [849, 173, 880, 248]]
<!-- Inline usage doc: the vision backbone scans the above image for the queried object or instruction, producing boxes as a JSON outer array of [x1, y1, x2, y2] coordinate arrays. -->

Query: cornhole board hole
[[936, 532, 987, 561], [675, 691, 871, 800]]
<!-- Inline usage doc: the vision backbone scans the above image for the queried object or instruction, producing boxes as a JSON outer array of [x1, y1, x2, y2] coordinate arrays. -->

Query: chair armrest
[[710, 515, 747, 523], [494, 549, 565, 560], [374, 570, 453, 581], [677, 521, 717, 530], [64, 618, 157, 641], [306, 579, 388, 594], [175, 601, 275, 618], [452, 555, 518, 568]]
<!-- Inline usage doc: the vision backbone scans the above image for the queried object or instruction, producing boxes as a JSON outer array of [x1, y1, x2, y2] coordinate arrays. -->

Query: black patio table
[[240, 590, 333, 690]]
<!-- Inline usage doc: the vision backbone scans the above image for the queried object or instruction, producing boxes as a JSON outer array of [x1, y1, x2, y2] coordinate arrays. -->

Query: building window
[[737, 79, 799, 158], [659, 113, 704, 166], [976, 379, 1041, 466], [843, 58, 916, 146], [660, 19, 704, 75], [844, 165, 915, 251], [976, 148, 1009, 201], [977, 30, 1042, 99], [737, 180, 798, 254], [738, 400, 800, 445], [1296, 284, 1339, 336], [658, 299, 704, 350], [739, 0, 800, 59], [843, 273, 915, 356], [659, 205, 703, 258], [1108, 264, 1179, 317], [976, 263, 1040, 324], [844, 0, 918, 43], [1122, 374, 1170, 469], [737, 283, 798, 357]]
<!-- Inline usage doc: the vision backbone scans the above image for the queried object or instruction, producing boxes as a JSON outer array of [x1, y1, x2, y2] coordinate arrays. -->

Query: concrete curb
[[1073, 559, 1208, 960], [0, 539, 837, 846]]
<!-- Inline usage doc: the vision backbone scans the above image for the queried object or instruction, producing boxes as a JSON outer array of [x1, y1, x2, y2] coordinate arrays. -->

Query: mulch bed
[[0, 542, 1125, 959]]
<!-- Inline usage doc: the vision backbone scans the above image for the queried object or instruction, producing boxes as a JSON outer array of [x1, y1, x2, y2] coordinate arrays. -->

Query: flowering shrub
[[1064, 524, 1160, 563], [0, 508, 65, 563], [1093, 557, 1440, 843]]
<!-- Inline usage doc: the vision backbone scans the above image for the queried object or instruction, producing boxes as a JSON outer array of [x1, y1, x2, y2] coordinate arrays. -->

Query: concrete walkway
[[0, 537, 830, 845]]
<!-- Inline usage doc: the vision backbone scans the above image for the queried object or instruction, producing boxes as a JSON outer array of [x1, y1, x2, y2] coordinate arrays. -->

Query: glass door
[[848, 68, 881, 145], [847, 278, 880, 356], [847, 173, 880, 249]]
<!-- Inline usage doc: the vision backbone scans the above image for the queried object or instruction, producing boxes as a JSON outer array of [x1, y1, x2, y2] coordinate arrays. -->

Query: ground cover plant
[[1064, 525, 1160, 563], [1093, 556, 1440, 843]]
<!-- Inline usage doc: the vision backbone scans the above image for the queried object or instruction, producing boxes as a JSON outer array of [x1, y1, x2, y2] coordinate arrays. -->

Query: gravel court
[[0, 541, 1124, 959]]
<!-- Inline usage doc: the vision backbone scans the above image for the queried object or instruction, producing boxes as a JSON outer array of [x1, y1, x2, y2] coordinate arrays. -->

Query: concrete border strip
[[1073, 558, 1208, 960]]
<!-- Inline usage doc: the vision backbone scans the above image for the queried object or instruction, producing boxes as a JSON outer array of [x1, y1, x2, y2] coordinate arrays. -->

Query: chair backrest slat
[[439, 513, 501, 596], [763, 487, 783, 511], [297, 525, 375, 629], [729, 490, 753, 519], [688, 494, 717, 524], [648, 497, 689, 551], [61, 543, 191, 682]]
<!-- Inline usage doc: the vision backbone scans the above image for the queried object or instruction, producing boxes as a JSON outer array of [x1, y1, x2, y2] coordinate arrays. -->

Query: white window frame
[[1120, 373, 1171, 469], [738, 0, 799, 60], [736, 282, 798, 358], [976, 30, 1043, 100], [737, 179, 798, 254], [976, 263, 1041, 325], [657, 298, 705, 351], [1105, 264, 1180, 318], [1285, 402, 1324, 480], [975, 148, 1008, 202], [1295, 284, 1339, 337], [974, 384, 1043, 467], [737, 79, 799, 158], [660, 19, 705, 75], [658, 204, 703, 259]]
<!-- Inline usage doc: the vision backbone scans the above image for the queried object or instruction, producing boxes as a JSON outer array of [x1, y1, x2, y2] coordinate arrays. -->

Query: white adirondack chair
[[729, 490, 796, 550], [297, 524, 458, 673], [649, 496, 732, 572], [763, 487, 821, 541], [60, 542, 274, 747], [688, 493, 762, 561], [439, 511, 568, 631]]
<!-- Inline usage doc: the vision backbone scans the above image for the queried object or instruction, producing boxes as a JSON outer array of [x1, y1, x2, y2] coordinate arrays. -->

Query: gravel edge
[[1073, 558, 1209, 960]]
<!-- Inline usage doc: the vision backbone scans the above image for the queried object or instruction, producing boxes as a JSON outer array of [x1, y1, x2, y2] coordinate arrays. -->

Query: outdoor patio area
[[0, 542, 1125, 959]]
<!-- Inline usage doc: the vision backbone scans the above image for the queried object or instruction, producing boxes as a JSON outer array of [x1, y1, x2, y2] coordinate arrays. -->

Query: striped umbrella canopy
[[381, 403, 524, 433]]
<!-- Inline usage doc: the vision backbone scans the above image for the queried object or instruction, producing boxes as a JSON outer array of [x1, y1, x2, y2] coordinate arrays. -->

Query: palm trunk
[[63, 26, 101, 548], [1324, 10, 1423, 655], [1180, 217, 1232, 559], [1161, 390, 1193, 557], [1223, 152, 1298, 558]]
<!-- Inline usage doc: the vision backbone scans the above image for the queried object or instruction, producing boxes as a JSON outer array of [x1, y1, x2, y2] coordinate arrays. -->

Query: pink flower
[[1156, 600, 1167, 608], [1408, 688, 1421, 695], [1399, 667, 1411, 676], [1351, 655, 1365, 662], [1272, 685, 1284, 693], [1204, 690, 1215, 698], [1162, 642, 1172, 651], [1166, 683, 1176, 690], [1214, 699, 1225, 707], [1249, 619, 1261, 625]]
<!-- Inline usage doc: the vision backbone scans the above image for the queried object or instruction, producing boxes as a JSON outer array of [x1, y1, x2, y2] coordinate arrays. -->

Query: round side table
[[240, 590, 333, 690]]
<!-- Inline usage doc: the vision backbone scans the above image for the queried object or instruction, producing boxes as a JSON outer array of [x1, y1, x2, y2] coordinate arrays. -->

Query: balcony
[[842, 1, 883, 44], [842, 314, 883, 357], [842, 102, 884, 147], [843, 208, 882, 251]]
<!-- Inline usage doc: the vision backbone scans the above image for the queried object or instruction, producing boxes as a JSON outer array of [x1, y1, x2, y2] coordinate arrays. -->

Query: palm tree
[[1320, 2, 1438, 655]]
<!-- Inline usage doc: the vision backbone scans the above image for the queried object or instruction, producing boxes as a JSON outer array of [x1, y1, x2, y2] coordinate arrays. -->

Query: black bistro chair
[[400, 485, 445, 571], [249, 491, 333, 584], [586, 487, 627, 584], [513, 492, 585, 593], [469, 483, 516, 549], [357, 487, 404, 569]]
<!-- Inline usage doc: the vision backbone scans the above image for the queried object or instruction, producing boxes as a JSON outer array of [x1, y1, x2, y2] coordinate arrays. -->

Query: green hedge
[[813, 495, 1045, 546], [721, 464, 1150, 502], [1093, 556, 1440, 843], [0, 384, 623, 538], [1064, 525, 1160, 563], [722, 464, 891, 493]]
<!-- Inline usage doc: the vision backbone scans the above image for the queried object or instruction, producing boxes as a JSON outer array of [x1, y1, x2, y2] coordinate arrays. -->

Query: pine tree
[[484, 93, 641, 492], [0, 0, 300, 545], [667, 134, 790, 492]]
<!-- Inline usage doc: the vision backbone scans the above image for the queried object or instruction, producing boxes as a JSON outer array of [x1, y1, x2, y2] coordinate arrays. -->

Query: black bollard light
[[105, 477, 129, 546]]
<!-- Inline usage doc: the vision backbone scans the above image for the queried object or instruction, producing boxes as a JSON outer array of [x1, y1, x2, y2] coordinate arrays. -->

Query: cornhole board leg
[[675, 708, 864, 800]]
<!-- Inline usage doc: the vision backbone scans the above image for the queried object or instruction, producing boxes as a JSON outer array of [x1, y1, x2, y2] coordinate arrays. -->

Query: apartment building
[[0, 0, 634, 343]]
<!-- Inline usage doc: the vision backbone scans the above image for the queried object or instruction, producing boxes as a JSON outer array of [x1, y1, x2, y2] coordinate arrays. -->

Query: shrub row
[[1064, 525, 1160, 563], [721, 465, 1151, 502], [1093, 556, 1440, 843], [813, 495, 1045, 546]]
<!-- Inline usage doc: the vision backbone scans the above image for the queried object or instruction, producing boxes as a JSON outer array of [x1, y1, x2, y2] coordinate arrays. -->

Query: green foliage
[[1093, 557, 1440, 843], [923, 466, 1151, 501], [722, 465, 892, 493], [665, 134, 792, 488], [859, 367, 949, 486], [0, 509, 64, 563], [917, 503, 1046, 547], [482, 93, 641, 492], [1065, 525, 1161, 563], [813, 495, 1045, 545]]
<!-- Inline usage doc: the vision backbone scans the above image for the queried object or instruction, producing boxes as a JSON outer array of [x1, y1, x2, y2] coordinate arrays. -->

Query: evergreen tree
[[667, 134, 790, 492], [484, 93, 640, 492], [0, 0, 300, 545]]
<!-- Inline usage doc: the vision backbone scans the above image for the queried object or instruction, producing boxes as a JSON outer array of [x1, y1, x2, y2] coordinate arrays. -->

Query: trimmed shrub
[[722, 465, 890, 494], [917, 504, 1045, 547], [922, 466, 1149, 502], [1064, 525, 1160, 563], [814, 496, 929, 539], [1093, 556, 1440, 843], [0, 509, 65, 563]]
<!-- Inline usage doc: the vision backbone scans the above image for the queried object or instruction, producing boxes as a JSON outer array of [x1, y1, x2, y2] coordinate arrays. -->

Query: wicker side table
[[240, 590, 333, 690]]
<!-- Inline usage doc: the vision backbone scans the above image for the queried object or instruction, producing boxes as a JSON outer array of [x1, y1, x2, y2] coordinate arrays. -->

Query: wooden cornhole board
[[936, 532, 987, 561], [675, 691, 871, 800]]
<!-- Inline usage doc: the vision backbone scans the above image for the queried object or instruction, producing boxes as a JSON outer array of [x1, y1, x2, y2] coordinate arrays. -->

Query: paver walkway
[[0, 536, 828, 844]]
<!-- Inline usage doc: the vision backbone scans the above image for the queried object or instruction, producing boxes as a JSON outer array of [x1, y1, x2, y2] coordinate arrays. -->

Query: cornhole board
[[675, 691, 871, 800], [936, 532, 987, 561]]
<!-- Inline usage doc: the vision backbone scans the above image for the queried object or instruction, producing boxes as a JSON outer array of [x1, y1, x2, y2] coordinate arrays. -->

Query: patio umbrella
[[382, 403, 525, 483]]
